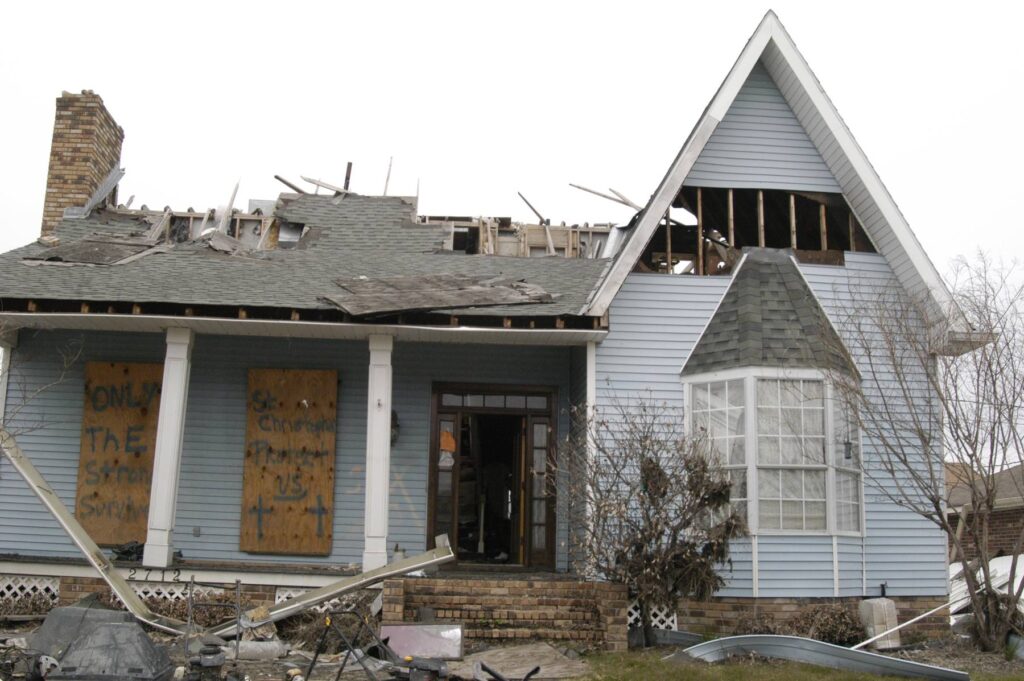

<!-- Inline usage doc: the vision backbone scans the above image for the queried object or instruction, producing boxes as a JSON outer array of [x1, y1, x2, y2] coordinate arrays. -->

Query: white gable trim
[[586, 11, 970, 341]]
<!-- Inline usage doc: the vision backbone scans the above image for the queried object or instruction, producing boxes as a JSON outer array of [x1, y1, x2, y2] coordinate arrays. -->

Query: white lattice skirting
[[130, 581, 223, 602], [0, 575, 60, 604], [627, 600, 678, 631], [275, 587, 343, 613]]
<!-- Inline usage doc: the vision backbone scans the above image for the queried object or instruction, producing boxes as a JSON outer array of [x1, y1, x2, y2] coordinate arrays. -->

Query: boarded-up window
[[240, 369, 338, 555], [76, 362, 163, 546]]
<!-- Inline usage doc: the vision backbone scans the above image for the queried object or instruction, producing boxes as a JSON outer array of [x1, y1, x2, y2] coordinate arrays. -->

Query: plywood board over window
[[240, 368, 338, 556], [76, 362, 163, 546]]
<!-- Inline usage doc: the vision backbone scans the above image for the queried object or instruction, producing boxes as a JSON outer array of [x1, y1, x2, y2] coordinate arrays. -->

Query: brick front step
[[382, 578, 629, 652]]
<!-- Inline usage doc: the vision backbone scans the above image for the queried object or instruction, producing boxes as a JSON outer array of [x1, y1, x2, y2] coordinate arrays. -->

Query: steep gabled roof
[[586, 11, 971, 345], [681, 249, 856, 377]]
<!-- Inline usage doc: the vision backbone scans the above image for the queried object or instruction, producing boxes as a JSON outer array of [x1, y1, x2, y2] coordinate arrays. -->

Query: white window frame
[[683, 366, 865, 538]]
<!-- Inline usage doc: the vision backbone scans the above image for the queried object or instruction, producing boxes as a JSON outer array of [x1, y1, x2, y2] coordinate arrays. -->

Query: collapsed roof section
[[0, 192, 610, 328]]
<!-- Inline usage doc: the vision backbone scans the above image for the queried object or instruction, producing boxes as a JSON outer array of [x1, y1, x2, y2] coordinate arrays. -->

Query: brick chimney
[[40, 90, 124, 237]]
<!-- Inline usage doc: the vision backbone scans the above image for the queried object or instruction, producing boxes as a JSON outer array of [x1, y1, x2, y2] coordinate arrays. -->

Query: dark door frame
[[426, 382, 558, 568]]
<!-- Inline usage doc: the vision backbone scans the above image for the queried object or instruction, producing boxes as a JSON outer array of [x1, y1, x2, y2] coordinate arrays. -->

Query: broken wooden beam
[[820, 204, 828, 251], [789, 193, 797, 250], [757, 190, 765, 248], [727, 189, 735, 247]]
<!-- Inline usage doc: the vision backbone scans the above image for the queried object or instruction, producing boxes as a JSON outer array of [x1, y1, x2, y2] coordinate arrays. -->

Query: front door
[[428, 387, 556, 568]]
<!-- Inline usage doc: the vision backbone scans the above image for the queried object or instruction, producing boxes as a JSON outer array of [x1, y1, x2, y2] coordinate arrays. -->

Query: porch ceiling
[[0, 312, 606, 346]]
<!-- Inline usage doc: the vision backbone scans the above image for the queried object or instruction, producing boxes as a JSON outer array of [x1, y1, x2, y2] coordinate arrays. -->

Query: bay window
[[685, 370, 862, 535]]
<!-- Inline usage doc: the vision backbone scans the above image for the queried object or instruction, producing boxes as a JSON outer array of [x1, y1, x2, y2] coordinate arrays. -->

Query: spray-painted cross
[[248, 495, 275, 539], [306, 494, 330, 537]]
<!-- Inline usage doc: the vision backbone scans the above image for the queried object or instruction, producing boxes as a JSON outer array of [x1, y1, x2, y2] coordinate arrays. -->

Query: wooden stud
[[664, 210, 672, 273], [238, 308, 248, 320], [697, 188, 704, 276], [291, 309, 301, 321], [503, 317, 512, 329], [529, 320, 536, 329], [131, 304, 142, 315], [757, 190, 765, 247], [727, 189, 735, 247], [184, 307, 195, 317], [848, 212, 857, 252], [450, 316, 459, 327], [789, 193, 797, 250], [107, 305, 116, 314], [819, 204, 828, 251], [555, 318, 566, 329], [80, 302, 90, 314], [26, 300, 37, 312]]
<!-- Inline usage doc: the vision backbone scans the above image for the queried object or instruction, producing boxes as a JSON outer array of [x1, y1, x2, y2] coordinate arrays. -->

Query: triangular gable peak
[[683, 62, 839, 193], [586, 11, 976, 349], [680, 249, 856, 377]]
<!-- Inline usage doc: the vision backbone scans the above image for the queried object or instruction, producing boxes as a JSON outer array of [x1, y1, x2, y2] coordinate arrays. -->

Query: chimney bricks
[[40, 90, 124, 237]]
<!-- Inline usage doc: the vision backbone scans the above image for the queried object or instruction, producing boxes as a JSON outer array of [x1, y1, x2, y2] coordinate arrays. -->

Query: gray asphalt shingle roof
[[681, 248, 855, 376], [0, 194, 611, 318]]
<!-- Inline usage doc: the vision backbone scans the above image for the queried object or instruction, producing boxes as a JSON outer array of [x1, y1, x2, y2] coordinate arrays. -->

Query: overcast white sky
[[1, 1, 1021, 273]]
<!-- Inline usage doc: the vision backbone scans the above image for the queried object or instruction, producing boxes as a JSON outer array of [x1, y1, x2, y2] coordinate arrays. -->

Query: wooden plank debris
[[323, 274, 554, 317]]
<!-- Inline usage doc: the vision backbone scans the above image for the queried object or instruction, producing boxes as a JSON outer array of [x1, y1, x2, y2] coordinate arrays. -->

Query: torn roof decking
[[0, 194, 611, 320]]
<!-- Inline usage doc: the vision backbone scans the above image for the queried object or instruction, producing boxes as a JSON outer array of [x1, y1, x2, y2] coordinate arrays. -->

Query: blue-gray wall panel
[[684, 61, 841, 192]]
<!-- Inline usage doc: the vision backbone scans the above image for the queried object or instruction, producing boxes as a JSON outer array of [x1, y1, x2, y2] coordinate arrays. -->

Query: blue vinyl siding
[[0, 330, 166, 557], [1, 332, 573, 570], [595, 256, 947, 599], [684, 61, 841, 193]]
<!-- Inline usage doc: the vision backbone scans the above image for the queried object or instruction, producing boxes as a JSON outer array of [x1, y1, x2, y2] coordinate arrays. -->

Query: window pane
[[441, 393, 462, 407], [758, 407, 779, 435], [728, 437, 745, 466], [805, 470, 826, 499], [780, 407, 801, 437], [804, 408, 824, 436], [758, 437, 780, 465], [802, 380, 823, 401], [729, 469, 747, 501], [780, 380, 802, 407], [838, 503, 859, 532], [485, 394, 504, 408], [781, 470, 802, 499], [693, 384, 709, 411], [692, 410, 710, 436], [805, 502, 827, 530], [781, 500, 803, 529], [727, 380, 744, 407], [710, 381, 727, 410], [465, 394, 484, 407], [506, 394, 526, 409], [759, 502, 781, 529], [728, 408, 744, 437], [780, 436, 802, 464], [526, 395, 548, 410], [533, 424, 548, 447], [757, 380, 778, 406], [710, 409, 728, 439], [759, 469, 780, 498]]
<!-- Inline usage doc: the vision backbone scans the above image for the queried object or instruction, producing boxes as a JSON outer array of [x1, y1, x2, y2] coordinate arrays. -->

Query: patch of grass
[[582, 651, 1024, 681]]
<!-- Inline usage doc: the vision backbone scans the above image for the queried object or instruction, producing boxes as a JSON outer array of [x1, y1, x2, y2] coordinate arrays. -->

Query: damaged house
[[0, 12, 982, 646]]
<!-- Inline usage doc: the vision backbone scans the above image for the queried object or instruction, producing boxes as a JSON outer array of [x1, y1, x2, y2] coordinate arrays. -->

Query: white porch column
[[0, 330, 18, 426], [143, 328, 194, 568], [363, 334, 394, 570]]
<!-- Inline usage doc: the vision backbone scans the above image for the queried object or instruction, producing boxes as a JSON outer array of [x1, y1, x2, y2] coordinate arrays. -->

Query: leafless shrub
[[562, 394, 746, 646], [788, 604, 862, 646]]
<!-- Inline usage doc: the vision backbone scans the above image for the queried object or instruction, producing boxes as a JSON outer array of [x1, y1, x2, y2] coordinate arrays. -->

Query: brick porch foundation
[[382, 577, 629, 651], [677, 595, 949, 640]]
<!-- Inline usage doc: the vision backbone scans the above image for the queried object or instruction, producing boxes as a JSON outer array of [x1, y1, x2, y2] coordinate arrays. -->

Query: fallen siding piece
[[0, 430, 187, 635], [676, 635, 968, 681], [324, 273, 553, 316], [207, 541, 455, 638]]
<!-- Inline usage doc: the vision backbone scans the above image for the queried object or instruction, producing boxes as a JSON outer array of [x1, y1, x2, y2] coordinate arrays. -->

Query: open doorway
[[429, 386, 556, 568], [456, 414, 520, 563]]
